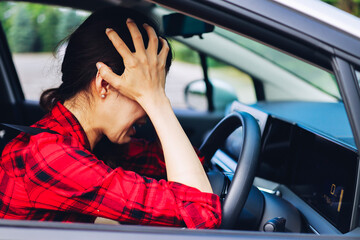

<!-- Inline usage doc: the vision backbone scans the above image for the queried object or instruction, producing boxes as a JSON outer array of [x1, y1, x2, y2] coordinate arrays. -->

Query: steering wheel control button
[[263, 217, 286, 232]]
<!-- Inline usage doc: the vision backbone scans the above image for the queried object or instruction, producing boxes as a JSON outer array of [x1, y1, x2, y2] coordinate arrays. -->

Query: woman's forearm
[[97, 24, 212, 193], [140, 93, 213, 193]]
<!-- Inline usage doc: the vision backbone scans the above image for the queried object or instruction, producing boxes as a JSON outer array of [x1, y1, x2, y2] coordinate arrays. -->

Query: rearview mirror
[[163, 13, 214, 38]]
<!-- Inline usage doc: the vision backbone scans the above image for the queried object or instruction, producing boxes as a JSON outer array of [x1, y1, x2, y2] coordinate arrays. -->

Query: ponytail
[[40, 87, 62, 112]]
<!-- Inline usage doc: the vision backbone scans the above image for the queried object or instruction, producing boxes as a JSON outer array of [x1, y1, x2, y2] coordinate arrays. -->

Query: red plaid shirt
[[0, 102, 221, 228]]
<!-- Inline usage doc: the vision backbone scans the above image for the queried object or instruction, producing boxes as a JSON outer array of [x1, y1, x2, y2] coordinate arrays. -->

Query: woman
[[0, 7, 221, 229]]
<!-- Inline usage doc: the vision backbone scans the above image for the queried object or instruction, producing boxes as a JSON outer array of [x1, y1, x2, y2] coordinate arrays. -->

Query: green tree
[[323, 0, 360, 16], [337, 0, 359, 15], [56, 10, 83, 42], [1, 2, 88, 52], [0, 2, 17, 38], [171, 40, 200, 64], [23, 3, 64, 52], [37, 9, 60, 52], [8, 5, 36, 52]]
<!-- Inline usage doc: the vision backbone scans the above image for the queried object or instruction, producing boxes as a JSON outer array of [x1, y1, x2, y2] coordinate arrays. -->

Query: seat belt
[[0, 123, 58, 135]]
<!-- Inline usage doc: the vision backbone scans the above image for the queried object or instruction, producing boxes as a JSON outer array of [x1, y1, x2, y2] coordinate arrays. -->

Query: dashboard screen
[[289, 127, 358, 233], [321, 183, 344, 220]]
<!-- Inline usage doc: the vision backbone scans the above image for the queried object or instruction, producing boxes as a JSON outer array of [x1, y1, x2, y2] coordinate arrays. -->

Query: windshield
[[215, 27, 341, 101]]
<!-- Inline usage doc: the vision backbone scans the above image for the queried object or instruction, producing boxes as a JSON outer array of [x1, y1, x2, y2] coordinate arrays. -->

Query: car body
[[0, 0, 360, 239]]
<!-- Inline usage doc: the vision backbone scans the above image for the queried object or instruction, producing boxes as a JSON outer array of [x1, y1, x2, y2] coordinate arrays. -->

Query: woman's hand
[[97, 19, 213, 194], [96, 19, 169, 107]]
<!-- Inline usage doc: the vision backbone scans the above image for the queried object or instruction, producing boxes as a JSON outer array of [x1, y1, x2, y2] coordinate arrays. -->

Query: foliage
[[323, 0, 360, 16], [56, 10, 83, 43], [170, 39, 225, 67], [0, 2, 13, 34], [170, 40, 200, 64], [36, 8, 60, 52], [8, 5, 36, 52], [0, 2, 87, 53]]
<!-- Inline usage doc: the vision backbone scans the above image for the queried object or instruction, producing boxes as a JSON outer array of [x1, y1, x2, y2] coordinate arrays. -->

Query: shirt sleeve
[[25, 134, 221, 229], [113, 138, 205, 179]]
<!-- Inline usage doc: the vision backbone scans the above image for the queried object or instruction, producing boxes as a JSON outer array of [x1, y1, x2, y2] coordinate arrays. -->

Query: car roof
[[10, 0, 150, 10], [274, 0, 360, 40]]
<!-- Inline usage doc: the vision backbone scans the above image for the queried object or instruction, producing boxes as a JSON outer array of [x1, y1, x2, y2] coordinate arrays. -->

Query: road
[[12, 53, 204, 109], [12, 53, 254, 109]]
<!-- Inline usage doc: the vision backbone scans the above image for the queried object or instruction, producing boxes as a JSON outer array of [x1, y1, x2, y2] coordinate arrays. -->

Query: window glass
[[215, 27, 341, 102], [0, 2, 204, 110], [166, 40, 203, 109], [167, 41, 256, 111], [207, 56, 256, 104], [0, 2, 90, 101]]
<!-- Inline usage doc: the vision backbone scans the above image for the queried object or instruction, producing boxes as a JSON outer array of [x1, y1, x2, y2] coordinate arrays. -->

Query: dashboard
[[220, 101, 359, 234], [261, 117, 358, 233]]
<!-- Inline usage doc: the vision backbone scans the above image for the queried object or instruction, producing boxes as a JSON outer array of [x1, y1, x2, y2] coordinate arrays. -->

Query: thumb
[[96, 62, 121, 89]]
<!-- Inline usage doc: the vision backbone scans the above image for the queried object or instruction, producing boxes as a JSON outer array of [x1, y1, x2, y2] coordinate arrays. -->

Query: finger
[[126, 18, 146, 55], [158, 37, 170, 66], [96, 62, 122, 90], [106, 28, 133, 60], [143, 23, 158, 54]]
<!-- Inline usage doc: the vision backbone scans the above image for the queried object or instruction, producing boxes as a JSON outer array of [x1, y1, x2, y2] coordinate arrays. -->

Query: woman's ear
[[95, 70, 110, 99]]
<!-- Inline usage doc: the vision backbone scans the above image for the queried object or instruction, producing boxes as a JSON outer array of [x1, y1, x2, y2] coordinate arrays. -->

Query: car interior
[[0, 0, 360, 239]]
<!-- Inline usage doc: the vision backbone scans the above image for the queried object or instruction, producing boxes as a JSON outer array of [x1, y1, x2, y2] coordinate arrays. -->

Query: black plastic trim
[[331, 58, 360, 231], [0, 20, 24, 102], [11, 0, 116, 11], [351, 161, 360, 230], [199, 53, 214, 111], [278, 185, 341, 235], [253, 78, 265, 101], [0, 18, 25, 124]]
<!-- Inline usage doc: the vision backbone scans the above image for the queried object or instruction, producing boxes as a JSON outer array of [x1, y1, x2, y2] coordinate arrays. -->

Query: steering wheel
[[199, 111, 261, 229]]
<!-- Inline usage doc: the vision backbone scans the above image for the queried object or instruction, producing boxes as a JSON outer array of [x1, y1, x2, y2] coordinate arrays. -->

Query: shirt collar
[[49, 102, 91, 150]]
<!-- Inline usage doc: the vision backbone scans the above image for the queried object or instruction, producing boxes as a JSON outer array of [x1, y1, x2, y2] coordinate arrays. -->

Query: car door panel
[[0, 220, 355, 240]]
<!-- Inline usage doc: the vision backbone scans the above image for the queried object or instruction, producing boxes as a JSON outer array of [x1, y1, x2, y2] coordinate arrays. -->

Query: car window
[[0, 2, 207, 110], [168, 40, 256, 111], [165, 40, 203, 109], [214, 27, 341, 102], [207, 56, 256, 104], [0, 2, 90, 101]]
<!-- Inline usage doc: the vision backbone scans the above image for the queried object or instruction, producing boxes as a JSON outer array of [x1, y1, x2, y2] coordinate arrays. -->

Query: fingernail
[[96, 62, 102, 70], [127, 18, 134, 23], [105, 28, 113, 34], [143, 23, 149, 27]]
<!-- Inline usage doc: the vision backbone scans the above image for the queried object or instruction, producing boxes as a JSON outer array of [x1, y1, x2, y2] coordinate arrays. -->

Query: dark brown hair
[[40, 7, 172, 111]]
